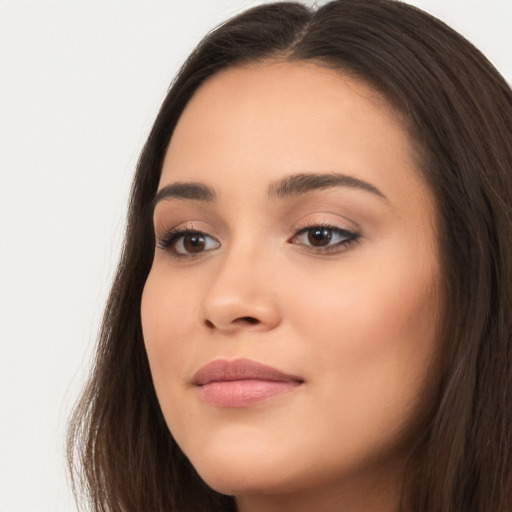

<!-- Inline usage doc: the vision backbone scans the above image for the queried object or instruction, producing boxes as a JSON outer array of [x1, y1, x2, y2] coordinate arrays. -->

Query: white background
[[0, 1, 511, 511]]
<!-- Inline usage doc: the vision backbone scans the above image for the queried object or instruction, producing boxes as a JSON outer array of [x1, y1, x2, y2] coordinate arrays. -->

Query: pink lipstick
[[192, 358, 304, 408]]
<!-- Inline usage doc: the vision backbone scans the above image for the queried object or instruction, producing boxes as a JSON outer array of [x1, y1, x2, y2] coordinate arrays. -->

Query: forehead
[[160, 61, 427, 208]]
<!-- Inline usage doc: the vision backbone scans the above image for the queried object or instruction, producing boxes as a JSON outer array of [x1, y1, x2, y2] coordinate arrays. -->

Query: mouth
[[192, 358, 304, 408]]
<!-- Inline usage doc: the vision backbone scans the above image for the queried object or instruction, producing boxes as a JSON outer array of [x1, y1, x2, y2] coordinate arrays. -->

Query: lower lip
[[198, 379, 301, 408]]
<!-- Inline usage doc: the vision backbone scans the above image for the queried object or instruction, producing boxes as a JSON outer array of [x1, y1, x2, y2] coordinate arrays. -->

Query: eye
[[157, 228, 220, 258], [290, 225, 359, 253]]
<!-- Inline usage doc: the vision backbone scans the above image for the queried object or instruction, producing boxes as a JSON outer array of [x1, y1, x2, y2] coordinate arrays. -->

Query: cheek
[[299, 272, 437, 355], [141, 269, 199, 398], [294, 260, 437, 340], [288, 254, 440, 426], [290, 239, 440, 352]]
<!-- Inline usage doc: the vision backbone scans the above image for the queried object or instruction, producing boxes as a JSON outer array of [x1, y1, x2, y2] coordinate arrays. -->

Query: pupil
[[308, 228, 332, 246], [184, 234, 205, 253]]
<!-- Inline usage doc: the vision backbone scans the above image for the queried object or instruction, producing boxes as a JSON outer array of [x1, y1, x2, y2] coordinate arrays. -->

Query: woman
[[68, 1, 512, 511]]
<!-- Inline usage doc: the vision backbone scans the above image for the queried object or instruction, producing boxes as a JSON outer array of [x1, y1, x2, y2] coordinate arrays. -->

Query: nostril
[[236, 316, 260, 325], [203, 316, 261, 330]]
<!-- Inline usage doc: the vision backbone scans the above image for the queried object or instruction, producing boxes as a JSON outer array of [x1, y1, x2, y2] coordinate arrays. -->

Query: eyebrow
[[152, 182, 217, 209], [268, 172, 388, 201], [152, 171, 387, 210]]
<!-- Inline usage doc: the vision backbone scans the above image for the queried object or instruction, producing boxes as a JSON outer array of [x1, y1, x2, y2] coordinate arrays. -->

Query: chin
[[200, 468, 276, 497], [184, 441, 306, 497], [199, 467, 311, 498]]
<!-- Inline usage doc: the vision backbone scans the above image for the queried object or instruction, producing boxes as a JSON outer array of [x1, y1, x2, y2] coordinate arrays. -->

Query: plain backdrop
[[0, 1, 511, 511]]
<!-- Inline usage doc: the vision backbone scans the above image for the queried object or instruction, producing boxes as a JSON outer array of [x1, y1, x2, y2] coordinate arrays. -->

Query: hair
[[67, 1, 512, 511]]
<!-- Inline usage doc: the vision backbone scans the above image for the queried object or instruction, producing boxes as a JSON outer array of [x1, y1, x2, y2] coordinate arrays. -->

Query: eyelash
[[290, 222, 360, 254], [156, 225, 219, 259], [156, 223, 360, 259]]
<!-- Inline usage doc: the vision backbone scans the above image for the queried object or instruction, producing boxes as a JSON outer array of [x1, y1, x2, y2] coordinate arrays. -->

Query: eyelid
[[155, 220, 216, 241], [154, 214, 361, 259], [291, 212, 360, 232]]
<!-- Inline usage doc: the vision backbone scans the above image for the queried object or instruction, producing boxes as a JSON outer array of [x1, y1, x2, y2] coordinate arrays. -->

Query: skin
[[141, 61, 441, 512]]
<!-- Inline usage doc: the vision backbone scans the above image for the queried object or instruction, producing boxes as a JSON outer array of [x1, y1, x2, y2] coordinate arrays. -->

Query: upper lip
[[192, 358, 304, 386]]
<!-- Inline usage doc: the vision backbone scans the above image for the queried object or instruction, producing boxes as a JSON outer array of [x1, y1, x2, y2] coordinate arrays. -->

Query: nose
[[200, 246, 281, 334]]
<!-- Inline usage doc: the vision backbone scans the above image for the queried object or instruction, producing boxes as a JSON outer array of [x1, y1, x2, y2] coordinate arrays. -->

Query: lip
[[192, 358, 304, 408]]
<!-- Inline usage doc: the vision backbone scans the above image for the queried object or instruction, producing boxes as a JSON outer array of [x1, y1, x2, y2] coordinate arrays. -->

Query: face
[[141, 61, 440, 510]]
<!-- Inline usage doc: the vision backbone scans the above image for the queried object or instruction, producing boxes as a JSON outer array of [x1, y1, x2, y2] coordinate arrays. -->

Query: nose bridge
[[200, 234, 280, 332]]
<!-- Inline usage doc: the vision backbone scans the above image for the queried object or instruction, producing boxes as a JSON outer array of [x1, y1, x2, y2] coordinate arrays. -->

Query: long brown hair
[[67, 1, 512, 510]]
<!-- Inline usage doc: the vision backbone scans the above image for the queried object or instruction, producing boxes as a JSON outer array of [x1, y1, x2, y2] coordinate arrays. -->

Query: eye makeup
[[289, 222, 360, 254], [155, 220, 360, 260]]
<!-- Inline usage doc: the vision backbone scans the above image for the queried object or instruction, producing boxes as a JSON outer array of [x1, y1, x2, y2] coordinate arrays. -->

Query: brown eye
[[307, 227, 333, 247], [182, 233, 206, 253], [290, 225, 359, 254], [169, 230, 220, 256], [158, 229, 220, 257]]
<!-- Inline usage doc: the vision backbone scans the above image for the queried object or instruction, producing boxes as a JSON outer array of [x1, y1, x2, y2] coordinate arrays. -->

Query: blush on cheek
[[295, 264, 439, 374]]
